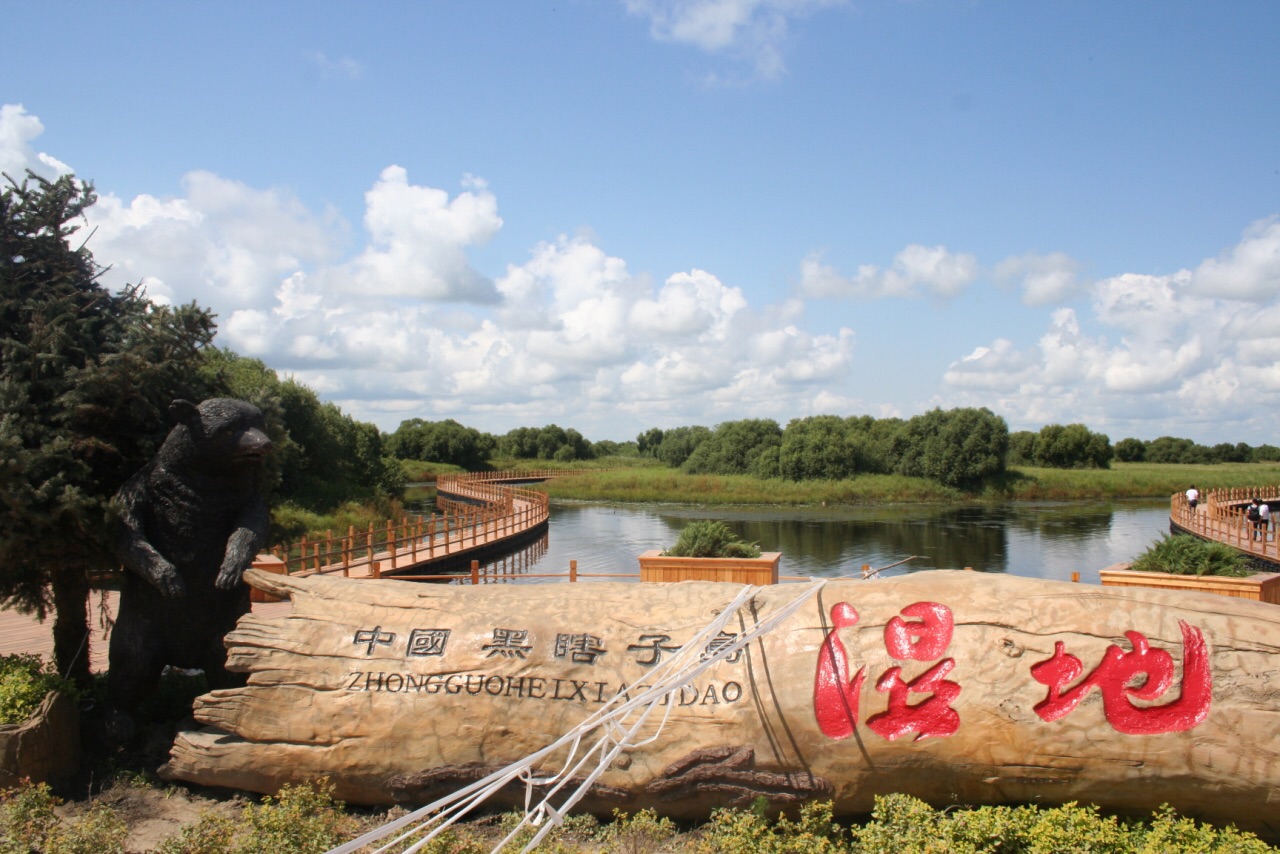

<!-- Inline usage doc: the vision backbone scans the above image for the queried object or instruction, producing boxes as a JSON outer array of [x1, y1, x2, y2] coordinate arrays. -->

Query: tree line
[[389, 412, 1280, 491], [633, 410, 1009, 489]]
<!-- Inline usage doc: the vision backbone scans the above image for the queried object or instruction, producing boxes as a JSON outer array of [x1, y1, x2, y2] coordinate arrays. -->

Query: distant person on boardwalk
[[1261, 501, 1272, 541], [1247, 498, 1264, 540], [1186, 485, 1199, 511]]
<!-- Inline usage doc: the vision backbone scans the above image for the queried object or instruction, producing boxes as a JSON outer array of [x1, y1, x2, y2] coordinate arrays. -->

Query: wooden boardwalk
[[1171, 486, 1280, 564], [269, 471, 560, 580]]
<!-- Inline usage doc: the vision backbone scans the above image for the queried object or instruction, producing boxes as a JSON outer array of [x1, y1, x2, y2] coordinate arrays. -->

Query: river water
[[448, 498, 1173, 585]]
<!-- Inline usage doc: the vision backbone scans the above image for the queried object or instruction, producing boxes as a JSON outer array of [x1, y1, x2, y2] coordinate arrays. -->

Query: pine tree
[[0, 171, 218, 685]]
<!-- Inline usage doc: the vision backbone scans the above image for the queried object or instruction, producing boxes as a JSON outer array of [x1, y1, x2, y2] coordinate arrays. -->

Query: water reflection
[[448, 499, 1170, 586]]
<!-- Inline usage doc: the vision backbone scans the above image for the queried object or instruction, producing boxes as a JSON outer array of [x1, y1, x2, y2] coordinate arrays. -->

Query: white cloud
[[1190, 216, 1280, 301], [88, 171, 342, 311], [799, 244, 979, 299], [994, 251, 1085, 305], [624, 0, 841, 79], [344, 165, 501, 302], [0, 104, 71, 180], [940, 226, 1280, 438]]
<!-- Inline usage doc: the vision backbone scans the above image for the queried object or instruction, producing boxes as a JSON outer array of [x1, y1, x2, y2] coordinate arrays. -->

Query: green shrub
[[0, 654, 73, 725], [236, 779, 356, 853], [155, 809, 238, 853], [690, 796, 1275, 853], [156, 778, 357, 853], [1130, 533, 1254, 577], [665, 520, 762, 558], [597, 808, 676, 853], [0, 782, 127, 854]]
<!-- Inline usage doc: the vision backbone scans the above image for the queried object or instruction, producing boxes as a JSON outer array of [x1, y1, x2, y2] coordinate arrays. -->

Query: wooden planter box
[[637, 550, 781, 585], [249, 554, 288, 603], [1099, 562, 1280, 604], [0, 690, 80, 787]]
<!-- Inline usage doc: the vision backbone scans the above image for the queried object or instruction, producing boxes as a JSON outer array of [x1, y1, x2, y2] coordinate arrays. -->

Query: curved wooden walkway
[[1170, 486, 1280, 564], [265, 470, 569, 580]]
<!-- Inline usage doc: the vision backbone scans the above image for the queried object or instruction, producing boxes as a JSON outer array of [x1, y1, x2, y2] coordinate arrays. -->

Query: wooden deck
[[1170, 486, 1280, 564], [0, 592, 294, 673], [270, 471, 563, 580]]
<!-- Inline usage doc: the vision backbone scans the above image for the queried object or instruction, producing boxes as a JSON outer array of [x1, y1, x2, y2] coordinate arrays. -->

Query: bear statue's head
[[167, 398, 273, 475]]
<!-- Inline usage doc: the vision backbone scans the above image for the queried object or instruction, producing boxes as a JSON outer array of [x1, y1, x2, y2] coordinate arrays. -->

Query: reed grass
[[541, 461, 1280, 505], [541, 468, 958, 505]]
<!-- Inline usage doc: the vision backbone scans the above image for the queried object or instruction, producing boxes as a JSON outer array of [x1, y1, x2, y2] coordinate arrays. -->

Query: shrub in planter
[[0, 654, 79, 787], [0, 655, 71, 726], [664, 520, 761, 559], [1130, 534, 1254, 578]]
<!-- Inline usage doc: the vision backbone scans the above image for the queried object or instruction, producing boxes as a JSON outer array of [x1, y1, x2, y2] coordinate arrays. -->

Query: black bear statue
[[108, 398, 273, 717]]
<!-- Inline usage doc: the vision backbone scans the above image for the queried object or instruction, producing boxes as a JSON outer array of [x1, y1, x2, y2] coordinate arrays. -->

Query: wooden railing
[[267, 471, 570, 577], [1170, 487, 1280, 563]]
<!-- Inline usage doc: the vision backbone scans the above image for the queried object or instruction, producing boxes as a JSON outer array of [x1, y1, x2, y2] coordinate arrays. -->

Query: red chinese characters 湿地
[[1030, 620, 1212, 735], [814, 601, 961, 742]]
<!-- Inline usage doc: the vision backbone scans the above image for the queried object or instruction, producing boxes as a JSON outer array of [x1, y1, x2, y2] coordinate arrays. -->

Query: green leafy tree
[[1114, 437, 1146, 462], [848, 414, 902, 474], [385, 417, 495, 469], [274, 379, 400, 509], [1254, 444, 1280, 462], [1145, 436, 1198, 464], [496, 426, 539, 459], [495, 424, 593, 461], [682, 419, 783, 478], [590, 439, 638, 457], [1032, 423, 1112, 469], [203, 349, 400, 511], [636, 427, 664, 457], [653, 425, 710, 468], [1007, 430, 1038, 466], [892, 407, 1009, 490], [1211, 442, 1249, 463], [0, 172, 218, 684], [779, 415, 862, 480]]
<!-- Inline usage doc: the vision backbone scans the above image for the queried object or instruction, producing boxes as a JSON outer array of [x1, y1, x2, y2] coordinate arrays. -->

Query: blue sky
[[3, 1, 1278, 444]]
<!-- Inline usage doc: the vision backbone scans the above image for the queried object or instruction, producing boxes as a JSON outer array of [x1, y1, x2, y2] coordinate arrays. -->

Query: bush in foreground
[[1, 780, 1274, 853], [1130, 533, 1254, 578]]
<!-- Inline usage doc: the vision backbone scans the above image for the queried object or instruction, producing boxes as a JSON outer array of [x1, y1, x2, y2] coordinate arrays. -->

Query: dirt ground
[[59, 779, 243, 853]]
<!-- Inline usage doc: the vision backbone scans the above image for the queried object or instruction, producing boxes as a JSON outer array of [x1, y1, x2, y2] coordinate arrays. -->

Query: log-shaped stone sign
[[163, 569, 1280, 836]]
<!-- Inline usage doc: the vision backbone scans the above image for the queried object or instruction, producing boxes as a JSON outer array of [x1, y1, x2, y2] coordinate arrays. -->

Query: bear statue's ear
[[169, 399, 201, 427]]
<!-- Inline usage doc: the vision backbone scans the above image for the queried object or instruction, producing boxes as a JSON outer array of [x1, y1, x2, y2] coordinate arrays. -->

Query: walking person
[[1186, 485, 1199, 511], [1261, 501, 1272, 542], [1247, 498, 1264, 540]]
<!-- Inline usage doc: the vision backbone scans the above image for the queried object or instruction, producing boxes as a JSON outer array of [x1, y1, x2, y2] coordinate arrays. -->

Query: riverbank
[[538, 461, 1280, 505]]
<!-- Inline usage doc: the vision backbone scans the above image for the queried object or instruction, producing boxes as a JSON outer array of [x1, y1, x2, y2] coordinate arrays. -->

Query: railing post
[[570, 560, 577, 583], [471, 560, 480, 585]]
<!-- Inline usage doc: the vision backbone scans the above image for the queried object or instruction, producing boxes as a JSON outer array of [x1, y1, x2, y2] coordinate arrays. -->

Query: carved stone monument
[[109, 398, 272, 717], [162, 569, 1280, 836]]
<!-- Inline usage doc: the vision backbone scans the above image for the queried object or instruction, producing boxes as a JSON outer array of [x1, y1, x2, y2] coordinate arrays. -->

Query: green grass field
[[539, 461, 1280, 505]]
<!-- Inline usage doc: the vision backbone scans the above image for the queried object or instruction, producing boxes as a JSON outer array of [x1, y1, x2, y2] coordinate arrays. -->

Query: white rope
[[330, 577, 830, 854]]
